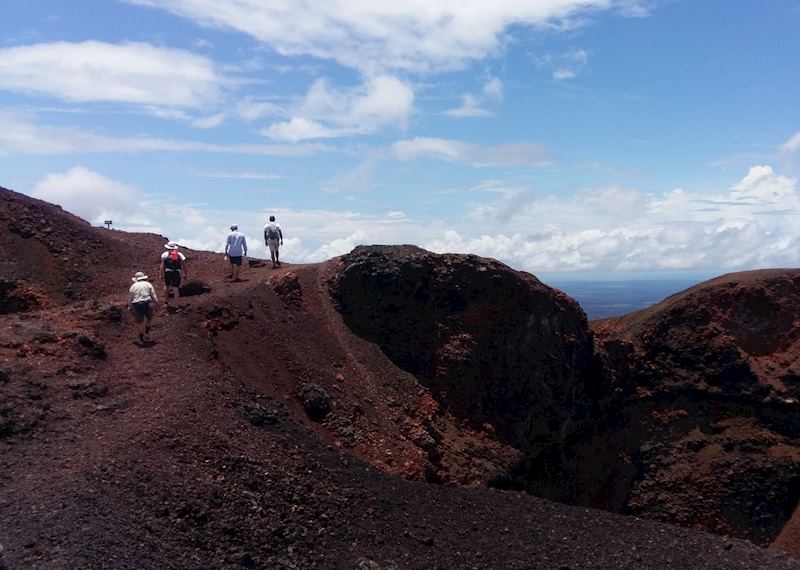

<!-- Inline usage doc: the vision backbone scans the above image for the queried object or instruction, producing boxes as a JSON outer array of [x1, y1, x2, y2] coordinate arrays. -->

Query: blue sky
[[1, 0, 799, 279]]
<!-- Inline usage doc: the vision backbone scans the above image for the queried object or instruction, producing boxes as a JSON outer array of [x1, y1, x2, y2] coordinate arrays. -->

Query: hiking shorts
[[229, 256, 242, 266], [267, 239, 280, 254], [164, 271, 181, 287], [131, 300, 153, 323]]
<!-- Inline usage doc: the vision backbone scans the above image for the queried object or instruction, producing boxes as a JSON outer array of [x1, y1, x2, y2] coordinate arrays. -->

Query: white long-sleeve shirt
[[225, 231, 248, 257]]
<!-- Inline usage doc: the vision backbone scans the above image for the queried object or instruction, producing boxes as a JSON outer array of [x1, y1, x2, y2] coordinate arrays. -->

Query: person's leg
[[269, 242, 278, 267], [144, 308, 154, 338], [133, 310, 146, 342], [173, 276, 181, 303]]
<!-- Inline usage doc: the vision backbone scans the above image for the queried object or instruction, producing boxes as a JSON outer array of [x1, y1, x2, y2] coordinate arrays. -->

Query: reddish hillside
[[591, 271, 800, 553], [1, 186, 799, 568]]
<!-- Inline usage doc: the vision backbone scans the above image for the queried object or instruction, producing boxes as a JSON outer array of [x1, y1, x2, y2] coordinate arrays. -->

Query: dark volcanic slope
[[331, 245, 603, 484], [2, 185, 797, 568], [592, 270, 800, 553]]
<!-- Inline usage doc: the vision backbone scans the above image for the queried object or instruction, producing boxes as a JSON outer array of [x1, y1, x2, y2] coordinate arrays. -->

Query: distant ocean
[[547, 279, 703, 321]]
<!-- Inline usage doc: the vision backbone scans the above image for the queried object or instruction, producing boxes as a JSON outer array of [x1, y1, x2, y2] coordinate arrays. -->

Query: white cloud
[[391, 137, 550, 166], [31, 163, 796, 276], [0, 111, 331, 156], [31, 166, 146, 225], [444, 76, 503, 117], [262, 117, 342, 142], [0, 41, 222, 108], [306, 230, 371, 261], [263, 74, 414, 141], [236, 98, 283, 121], [445, 94, 492, 118], [125, 0, 645, 73], [537, 48, 589, 80], [191, 113, 227, 129], [729, 165, 796, 203], [781, 132, 800, 154], [187, 170, 284, 180], [483, 77, 504, 100], [425, 166, 800, 273]]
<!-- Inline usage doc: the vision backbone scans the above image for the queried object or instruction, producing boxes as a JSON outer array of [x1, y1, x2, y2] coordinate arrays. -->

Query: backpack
[[265, 223, 280, 240], [164, 249, 182, 270]]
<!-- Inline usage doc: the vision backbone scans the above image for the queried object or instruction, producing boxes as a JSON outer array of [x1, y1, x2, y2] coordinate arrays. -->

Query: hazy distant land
[[550, 279, 703, 320]]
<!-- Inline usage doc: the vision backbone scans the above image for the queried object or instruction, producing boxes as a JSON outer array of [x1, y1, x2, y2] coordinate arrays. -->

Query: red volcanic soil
[[592, 271, 800, 556], [1, 186, 799, 569]]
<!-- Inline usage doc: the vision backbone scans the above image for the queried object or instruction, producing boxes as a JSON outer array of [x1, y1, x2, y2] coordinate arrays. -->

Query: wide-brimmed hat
[[132, 271, 149, 282], [164, 241, 179, 250]]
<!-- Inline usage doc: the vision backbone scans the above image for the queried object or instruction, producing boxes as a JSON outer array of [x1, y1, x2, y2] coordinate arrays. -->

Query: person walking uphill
[[160, 241, 187, 308], [225, 223, 247, 281], [264, 215, 283, 268], [128, 271, 158, 345]]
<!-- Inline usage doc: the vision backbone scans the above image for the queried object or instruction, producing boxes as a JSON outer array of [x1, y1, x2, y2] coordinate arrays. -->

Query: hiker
[[128, 271, 158, 345], [159, 241, 187, 307], [225, 223, 248, 281], [263, 215, 284, 268]]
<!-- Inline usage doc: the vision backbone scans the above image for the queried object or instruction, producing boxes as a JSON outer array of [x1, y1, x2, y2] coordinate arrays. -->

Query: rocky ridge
[[1, 185, 799, 568]]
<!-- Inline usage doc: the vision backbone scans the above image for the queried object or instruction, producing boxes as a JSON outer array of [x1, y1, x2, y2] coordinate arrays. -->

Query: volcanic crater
[[1, 185, 799, 569]]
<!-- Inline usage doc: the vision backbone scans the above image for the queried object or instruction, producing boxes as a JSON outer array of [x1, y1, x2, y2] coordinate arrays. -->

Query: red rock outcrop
[[330, 245, 607, 487], [591, 270, 800, 549]]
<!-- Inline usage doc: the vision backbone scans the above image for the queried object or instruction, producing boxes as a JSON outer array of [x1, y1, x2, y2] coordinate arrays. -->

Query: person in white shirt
[[159, 241, 187, 308], [263, 215, 284, 269], [225, 224, 248, 281], [128, 271, 158, 345]]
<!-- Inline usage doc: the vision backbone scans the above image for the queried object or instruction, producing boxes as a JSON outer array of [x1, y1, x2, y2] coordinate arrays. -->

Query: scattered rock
[[295, 383, 332, 421], [243, 405, 280, 427], [179, 281, 212, 297], [67, 379, 108, 399], [274, 272, 302, 306], [76, 336, 107, 359]]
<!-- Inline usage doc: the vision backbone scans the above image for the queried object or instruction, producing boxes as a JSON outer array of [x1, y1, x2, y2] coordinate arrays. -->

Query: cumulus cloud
[[425, 166, 800, 273], [34, 163, 798, 277], [32, 166, 146, 225], [262, 74, 414, 141], [391, 137, 550, 166], [125, 0, 646, 73], [0, 41, 222, 108]]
